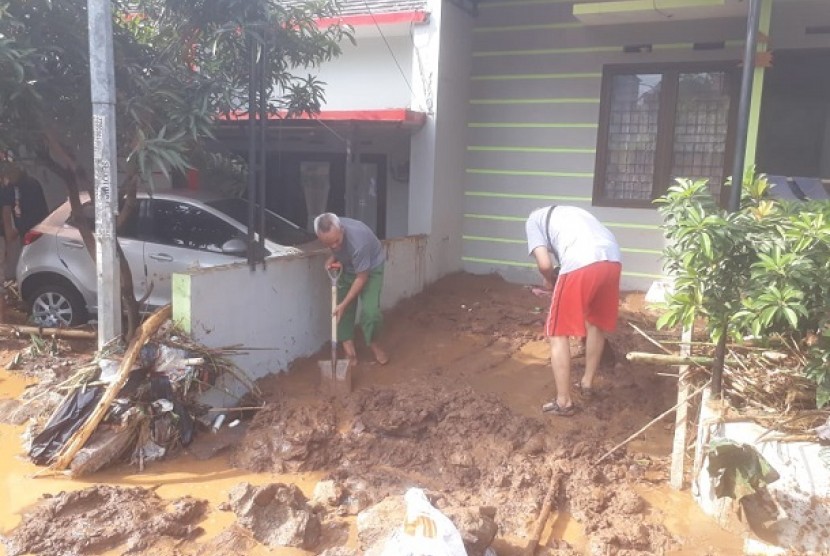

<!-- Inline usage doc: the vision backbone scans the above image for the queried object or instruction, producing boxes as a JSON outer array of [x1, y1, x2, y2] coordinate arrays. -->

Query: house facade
[[214, 1, 433, 241], [232, 0, 830, 291], [460, 0, 830, 289]]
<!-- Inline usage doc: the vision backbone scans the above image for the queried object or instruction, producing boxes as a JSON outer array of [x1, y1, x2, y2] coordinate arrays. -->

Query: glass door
[[345, 154, 386, 239], [300, 161, 331, 232]]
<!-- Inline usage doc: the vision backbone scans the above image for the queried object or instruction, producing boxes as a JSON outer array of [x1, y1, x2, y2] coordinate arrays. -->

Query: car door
[[55, 201, 148, 308], [142, 198, 247, 306]]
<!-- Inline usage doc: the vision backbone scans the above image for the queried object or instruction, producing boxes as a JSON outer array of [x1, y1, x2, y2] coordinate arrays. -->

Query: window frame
[[592, 61, 741, 209]]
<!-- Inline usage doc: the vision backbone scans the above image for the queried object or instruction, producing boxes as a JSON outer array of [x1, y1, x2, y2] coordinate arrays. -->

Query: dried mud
[[1, 485, 207, 556]]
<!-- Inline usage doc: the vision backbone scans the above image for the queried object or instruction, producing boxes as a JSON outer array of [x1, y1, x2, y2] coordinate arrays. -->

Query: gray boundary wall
[[172, 235, 428, 404]]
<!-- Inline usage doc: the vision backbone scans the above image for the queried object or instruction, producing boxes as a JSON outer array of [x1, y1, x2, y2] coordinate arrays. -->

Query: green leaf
[[782, 307, 799, 329], [656, 311, 678, 330]]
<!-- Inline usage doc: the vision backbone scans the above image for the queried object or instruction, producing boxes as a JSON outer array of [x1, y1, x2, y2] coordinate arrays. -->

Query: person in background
[[525, 205, 622, 417], [7, 163, 49, 238], [0, 167, 19, 323], [314, 212, 389, 366]]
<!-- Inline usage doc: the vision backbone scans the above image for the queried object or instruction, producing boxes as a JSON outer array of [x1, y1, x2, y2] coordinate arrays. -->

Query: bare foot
[[370, 343, 389, 365]]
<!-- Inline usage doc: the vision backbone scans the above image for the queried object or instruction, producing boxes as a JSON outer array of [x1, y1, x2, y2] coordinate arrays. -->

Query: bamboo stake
[[626, 352, 715, 366], [1, 324, 97, 340], [48, 305, 171, 472], [523, 463, 565, 556], [628, 322, 674, 355], [594, 380, 712, 466]]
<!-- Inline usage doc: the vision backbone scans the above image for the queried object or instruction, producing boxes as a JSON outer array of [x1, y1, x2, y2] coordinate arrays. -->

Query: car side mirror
[[221, 238, 247, 256]]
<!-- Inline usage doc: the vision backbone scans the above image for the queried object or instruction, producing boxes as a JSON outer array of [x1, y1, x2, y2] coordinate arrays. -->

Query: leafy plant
[[656, 172, 830, 408]]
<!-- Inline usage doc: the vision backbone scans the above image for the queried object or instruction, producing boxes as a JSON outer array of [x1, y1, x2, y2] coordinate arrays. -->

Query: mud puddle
[[0, 420, 324, 555]]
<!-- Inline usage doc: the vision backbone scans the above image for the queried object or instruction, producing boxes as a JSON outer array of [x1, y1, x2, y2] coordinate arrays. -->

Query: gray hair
[[314, 212, 341, 235]]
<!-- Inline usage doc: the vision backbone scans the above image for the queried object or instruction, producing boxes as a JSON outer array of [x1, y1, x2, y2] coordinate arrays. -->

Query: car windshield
[[206, 198, 315, 247]]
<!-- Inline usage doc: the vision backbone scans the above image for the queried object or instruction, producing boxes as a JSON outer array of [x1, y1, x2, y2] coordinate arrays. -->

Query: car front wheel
[[29, 284, 89, 327]]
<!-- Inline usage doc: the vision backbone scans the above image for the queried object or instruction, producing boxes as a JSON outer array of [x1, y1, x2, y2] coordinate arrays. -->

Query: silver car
[[16, 190, 317, 327]]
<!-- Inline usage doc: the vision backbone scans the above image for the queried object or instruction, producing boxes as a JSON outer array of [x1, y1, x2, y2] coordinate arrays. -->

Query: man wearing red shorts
[[525, 206, 622, 416]]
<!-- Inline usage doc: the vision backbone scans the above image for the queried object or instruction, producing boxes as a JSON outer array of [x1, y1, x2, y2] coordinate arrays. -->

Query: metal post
[[247, 39, 257, 269], [728, 0, 762, 212], [87, 0, 122, 348]]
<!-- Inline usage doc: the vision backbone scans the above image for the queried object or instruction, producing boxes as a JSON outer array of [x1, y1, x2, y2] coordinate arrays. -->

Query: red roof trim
[[316, 11, 428, 28], [221, 108, 426, 125]]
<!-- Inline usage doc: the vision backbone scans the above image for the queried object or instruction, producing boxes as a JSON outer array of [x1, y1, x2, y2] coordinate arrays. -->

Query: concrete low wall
[[693, 397, 830, 555], [171, 235, 428, 406]]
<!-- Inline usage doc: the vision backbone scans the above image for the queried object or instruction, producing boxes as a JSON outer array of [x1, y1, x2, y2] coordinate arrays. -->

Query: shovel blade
[[318, 359, 352, 397]]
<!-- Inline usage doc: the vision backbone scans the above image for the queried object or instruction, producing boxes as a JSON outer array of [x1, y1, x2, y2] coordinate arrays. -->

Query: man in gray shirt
[[315, 213, 388, 366]]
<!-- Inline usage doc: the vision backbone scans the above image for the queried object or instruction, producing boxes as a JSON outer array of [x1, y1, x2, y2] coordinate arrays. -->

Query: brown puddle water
[[0, 417, 322, 556], [637, 486, 744, 555], [0, 368, 323, 556]]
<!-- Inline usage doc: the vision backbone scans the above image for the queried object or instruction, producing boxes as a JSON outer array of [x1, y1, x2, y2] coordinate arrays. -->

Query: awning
[[316, 10, 429, 28]]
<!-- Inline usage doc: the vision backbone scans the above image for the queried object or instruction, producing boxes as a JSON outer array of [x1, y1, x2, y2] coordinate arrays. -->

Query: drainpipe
[[87, 0, 122, 348], [716, 0, 763, 397], [728, 0, 763, 212]]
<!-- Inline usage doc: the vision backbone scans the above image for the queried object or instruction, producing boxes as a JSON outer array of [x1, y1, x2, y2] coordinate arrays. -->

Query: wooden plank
[[670, 326, 693, 490], [49, 305, 171, 472]]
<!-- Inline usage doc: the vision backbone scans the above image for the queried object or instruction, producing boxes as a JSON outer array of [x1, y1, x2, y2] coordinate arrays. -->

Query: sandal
[[541, 400, 576, 417], [574, 382, 596, 399]]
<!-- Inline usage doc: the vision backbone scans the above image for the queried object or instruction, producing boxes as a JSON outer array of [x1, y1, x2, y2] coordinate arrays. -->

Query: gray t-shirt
[[333, 217, 385, 273]]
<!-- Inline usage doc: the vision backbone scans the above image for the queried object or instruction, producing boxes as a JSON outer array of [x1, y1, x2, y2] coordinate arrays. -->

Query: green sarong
[[337, 264, 384, 344]]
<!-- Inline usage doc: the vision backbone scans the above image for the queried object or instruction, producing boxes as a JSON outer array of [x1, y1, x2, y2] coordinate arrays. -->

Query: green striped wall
[[463, 1, 750, 288]]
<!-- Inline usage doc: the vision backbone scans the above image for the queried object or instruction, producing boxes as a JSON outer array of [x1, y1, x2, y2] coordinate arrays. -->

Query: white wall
[[407, 0, 474, 283], [694, 398, 830, 554], [314, 36, 415, 111], [172, 235, 428, 406]]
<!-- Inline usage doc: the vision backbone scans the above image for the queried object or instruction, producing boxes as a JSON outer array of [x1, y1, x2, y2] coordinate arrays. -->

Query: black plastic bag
[[29, 386, 103, 466], [148, 375, 195, 447]]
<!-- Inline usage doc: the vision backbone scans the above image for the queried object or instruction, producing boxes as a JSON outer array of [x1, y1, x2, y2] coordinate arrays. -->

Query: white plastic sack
[[380, 488, 467, 556]]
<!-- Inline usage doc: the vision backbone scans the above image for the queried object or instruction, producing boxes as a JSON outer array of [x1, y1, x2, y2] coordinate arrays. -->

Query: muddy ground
[[0, 272, 740, 556]]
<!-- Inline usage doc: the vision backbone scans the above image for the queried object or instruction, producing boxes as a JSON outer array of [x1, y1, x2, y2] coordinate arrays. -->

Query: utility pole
[[87, 0, 122, 348]]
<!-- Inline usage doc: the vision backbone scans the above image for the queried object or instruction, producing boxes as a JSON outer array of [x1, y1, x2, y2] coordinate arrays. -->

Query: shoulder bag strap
[[544, 205, 558, 260]]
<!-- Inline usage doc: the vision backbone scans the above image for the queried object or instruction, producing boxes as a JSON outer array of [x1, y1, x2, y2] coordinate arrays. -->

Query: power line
[[360, 0, 422, 111]]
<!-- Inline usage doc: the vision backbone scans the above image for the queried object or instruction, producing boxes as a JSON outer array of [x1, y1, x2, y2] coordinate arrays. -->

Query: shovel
[[319, 264, 352, 396]]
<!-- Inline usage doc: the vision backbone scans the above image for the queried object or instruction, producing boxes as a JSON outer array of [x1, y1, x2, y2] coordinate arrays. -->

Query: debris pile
[[13, 306, 259, 476], [627, 327, 830, 440]]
